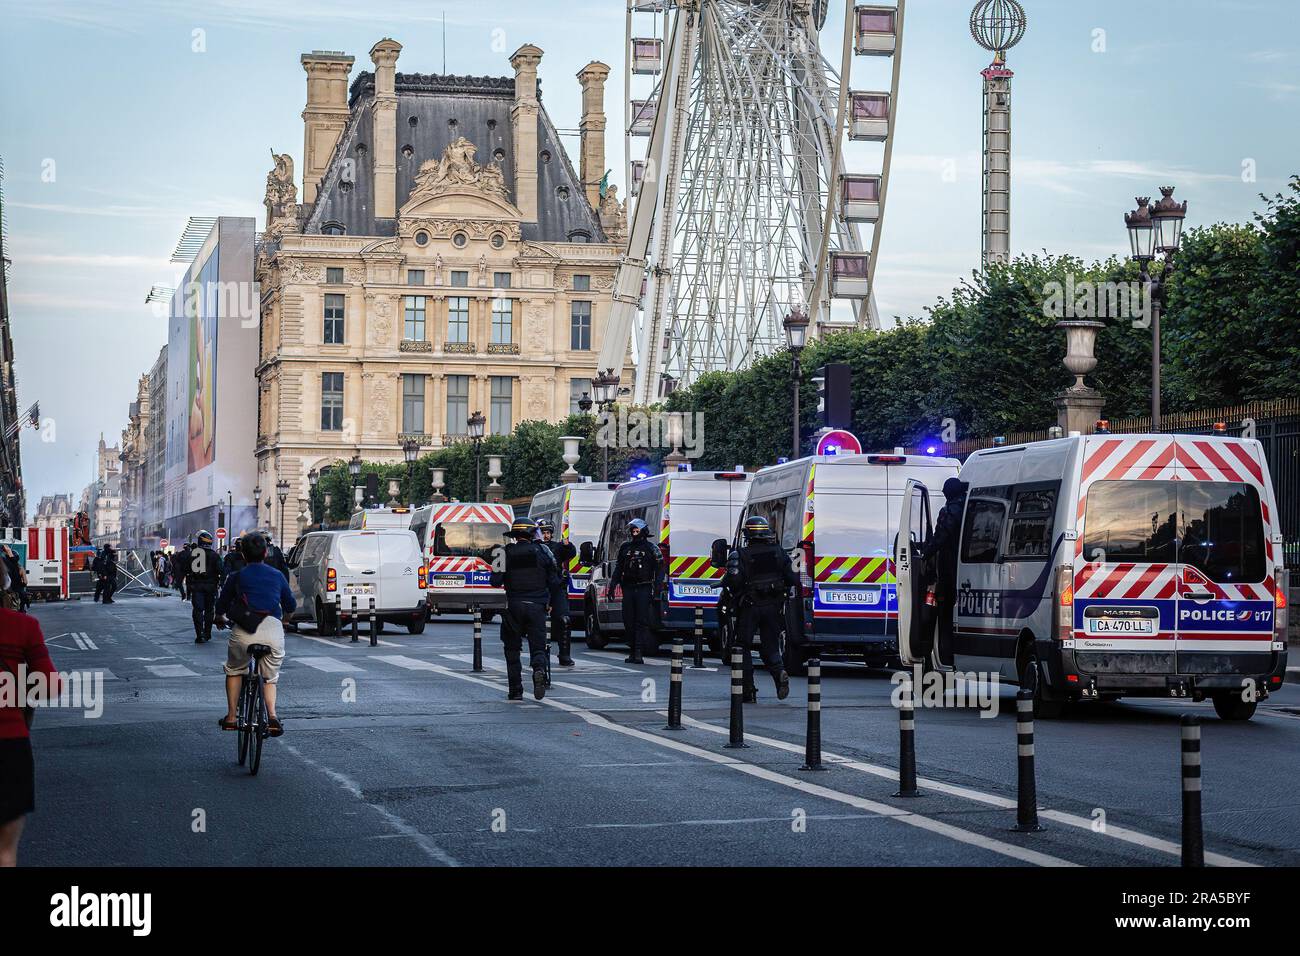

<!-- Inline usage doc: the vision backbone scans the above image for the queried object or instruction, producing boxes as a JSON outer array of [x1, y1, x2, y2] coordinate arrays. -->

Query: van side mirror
[[710, 538, 729, 569], [580, 541, 595, 566]]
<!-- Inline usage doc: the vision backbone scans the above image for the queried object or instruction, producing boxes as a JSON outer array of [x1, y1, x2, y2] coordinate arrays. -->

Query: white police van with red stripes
[[894, 433, 1289, 720], [408, 502, 514, 621]]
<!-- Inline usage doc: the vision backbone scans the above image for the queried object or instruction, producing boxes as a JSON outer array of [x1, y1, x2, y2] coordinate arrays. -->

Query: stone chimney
[[300, 50, 355, 206], [370, 38, 402, 220], [577, 62, 611, 209], [510, 44, 544, 223]]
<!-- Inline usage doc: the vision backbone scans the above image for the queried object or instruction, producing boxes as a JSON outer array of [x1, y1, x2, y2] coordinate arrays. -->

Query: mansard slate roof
[[307, 71, 607, 244]]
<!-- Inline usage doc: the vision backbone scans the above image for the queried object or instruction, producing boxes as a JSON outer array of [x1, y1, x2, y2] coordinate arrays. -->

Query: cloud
[[17, 253, 173, 270], [7, 200, 175, 220], [1245, 50, 1291, 63], [8, 291, 146, 313], [1243, 80, 1300, 99]]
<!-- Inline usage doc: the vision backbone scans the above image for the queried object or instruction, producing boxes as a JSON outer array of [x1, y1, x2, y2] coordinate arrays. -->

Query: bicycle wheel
[[249, 677, 266, 776], [237, 675, 251, 766]]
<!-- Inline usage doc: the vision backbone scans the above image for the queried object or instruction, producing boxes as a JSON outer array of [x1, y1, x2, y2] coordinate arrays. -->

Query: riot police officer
[[489, 517, 560, 700], [608, 517, 664, 664], [537, 519, 576, 667], [722, 515, 798, 702], [188, 530, 224, 644]]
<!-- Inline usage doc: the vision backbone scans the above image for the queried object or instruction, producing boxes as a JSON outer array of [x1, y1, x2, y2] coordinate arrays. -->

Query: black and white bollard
[[368, 596, 378, 647], [800, 657, 826, 772], [726, 644, 747, 748], [691, 606, 705, 669], [1181, 714, 1204, 867], [1013, 689, 1042, 831], [895, 669, 920, 797], [472, 606, 483, 673], [665, 638, 684, 730], [350, 595, 359, 643]]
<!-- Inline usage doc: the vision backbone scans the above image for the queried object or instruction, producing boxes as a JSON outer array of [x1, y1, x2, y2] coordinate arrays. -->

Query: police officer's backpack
[[742, 546, 786, 600]]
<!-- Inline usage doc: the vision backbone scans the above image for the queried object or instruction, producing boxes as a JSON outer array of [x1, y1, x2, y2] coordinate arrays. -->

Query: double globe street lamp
[[1124, 186, 1187, 433], [782, 308, 810, 460], [467, 410, 486, 500], [591, 368, 621, 480], [402, 438, 420, 506]]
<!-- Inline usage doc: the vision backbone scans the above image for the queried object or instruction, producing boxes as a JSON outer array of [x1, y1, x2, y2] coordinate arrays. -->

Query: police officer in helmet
[[608, 517, 664, 664], [489, 517, 561, 700], [537, 519, 576, 667], [188, 530, 224, 644], [722, 515, 798, 702]]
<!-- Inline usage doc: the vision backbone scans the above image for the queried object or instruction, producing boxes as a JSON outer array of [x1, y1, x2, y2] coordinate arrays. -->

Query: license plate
[[1085, 618, 1155, 635], [677, 583, 718, 597], [823, 588, 881, 606], [432, 575, 464, 588], [342, 583, 375, 596]]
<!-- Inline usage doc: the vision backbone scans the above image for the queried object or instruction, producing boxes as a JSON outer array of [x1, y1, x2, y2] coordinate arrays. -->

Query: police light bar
[[866, 455, 906, 464]]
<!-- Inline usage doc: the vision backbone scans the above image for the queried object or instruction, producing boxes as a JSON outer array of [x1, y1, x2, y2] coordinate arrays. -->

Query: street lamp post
[[307, 469, 319, 527], [276, 479, 289, 548], [251, 483, 261, 536], [402, 439, 420, 507], [591, 368, 620, 481], [1125, 186, 1187, 432], [348, 454, 363, 512], [783, 308, 810, 460], [467, 411, 486, 500]]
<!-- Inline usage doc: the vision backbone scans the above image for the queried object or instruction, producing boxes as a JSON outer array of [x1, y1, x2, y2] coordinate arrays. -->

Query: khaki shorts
[[224, 615, 286, 683]]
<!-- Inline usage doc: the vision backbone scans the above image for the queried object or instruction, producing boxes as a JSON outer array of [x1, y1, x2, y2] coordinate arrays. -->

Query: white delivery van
[[529, 480, 619, 625], [287, 528, 428, 635], [348, 507, 414, 530], [407, 502, 514, 620], [740, 452, 960, 672], [895, 433, 1289, 720], [582, 469, 752, 651]]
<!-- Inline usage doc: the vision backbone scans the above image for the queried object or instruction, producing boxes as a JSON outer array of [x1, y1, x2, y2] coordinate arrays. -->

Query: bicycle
[[237, 644, 274, 776]]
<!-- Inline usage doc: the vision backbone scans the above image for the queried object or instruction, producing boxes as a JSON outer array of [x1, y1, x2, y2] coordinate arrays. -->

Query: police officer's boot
[[742, 684, 758, 704], [558, 631, 574, 667], [773, 667, 790, 701], [532, 667, 547, 700], [508, 686, 524, 701], [624, 640, 644, 665]]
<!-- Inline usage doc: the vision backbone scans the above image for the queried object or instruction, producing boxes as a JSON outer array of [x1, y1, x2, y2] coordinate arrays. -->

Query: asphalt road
[[18, 593, 1300, 867]]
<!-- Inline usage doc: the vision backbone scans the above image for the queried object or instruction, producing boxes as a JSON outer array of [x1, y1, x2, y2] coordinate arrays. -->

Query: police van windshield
[[816, 493, 890, 559], [433, 522, 509, 561], [1082, 481, 1265, 582], [567, 509, 606, 546]]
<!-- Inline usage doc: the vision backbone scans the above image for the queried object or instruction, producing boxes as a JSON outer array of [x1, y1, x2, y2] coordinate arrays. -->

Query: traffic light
[[815, 364, 851, 431]]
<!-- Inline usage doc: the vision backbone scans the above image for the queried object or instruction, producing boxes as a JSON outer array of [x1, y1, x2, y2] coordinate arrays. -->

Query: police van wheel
[[316, 600, 337, 637], [1017, 648, 1065, 719], [584, 607, 608, 649], [407, 617, 426, 635], [1211, 693, 1257, 722]]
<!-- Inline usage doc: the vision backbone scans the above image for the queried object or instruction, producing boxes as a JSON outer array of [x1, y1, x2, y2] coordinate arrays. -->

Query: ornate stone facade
[[255, 37, 633, 514]]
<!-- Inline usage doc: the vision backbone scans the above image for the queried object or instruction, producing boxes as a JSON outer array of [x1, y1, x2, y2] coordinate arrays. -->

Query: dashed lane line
[[371, 655, 1075, 866], [438, 654, 620, 698], [289, 630, 403, 649], [145, 664, 202, 679], [674, 712, 1255, 868], [295, 656, 365, 674]]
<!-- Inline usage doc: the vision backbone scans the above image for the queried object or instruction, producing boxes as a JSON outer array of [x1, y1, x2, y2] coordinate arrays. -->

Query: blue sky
[[1, 0, 1296, 510]]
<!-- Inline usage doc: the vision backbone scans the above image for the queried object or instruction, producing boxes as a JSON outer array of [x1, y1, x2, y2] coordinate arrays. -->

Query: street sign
[[160, 538, 169, 549], [815, 429, 862, 456], [216, 528, 227, 542]]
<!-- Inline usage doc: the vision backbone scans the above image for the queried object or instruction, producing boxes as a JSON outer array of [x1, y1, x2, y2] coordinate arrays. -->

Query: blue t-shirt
[[216, 562, 296, 620]]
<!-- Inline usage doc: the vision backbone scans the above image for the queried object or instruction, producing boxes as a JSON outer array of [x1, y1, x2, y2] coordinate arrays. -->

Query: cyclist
[[214, 533, 294, 737]]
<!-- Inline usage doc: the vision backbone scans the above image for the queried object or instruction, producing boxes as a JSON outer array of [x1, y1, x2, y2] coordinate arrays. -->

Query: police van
[[529, 479, 618, 626], [581, 469, 752, 650], [739, 452, 960, 672], [894, 433, 1289, 720], [348, 507, 414, 530], [408, 501, 514, 620]]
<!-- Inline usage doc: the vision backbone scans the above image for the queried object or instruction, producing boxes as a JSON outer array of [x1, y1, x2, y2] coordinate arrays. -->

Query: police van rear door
[[894, 479, 938, 667], [1172, 437, 1274, 677]]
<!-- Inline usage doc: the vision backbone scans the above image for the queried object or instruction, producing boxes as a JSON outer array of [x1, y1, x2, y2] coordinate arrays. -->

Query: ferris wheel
[[597, 0, 907, 404]]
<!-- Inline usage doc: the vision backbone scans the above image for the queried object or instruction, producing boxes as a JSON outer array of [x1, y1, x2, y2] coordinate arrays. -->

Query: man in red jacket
[[0, 558, 60, 867]]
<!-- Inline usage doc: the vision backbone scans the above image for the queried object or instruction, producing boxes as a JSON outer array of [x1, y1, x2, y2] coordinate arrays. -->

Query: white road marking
[[146, 664, 201, 678], [439, 654, 619, 698], [372, 655, 444, 671], [70, 633, 86, 650], [675, 713, 1254, 868], [581, 650, 717, 672], [80, 632, 98, 650], [376, 657, 1075, 866], [296, 656, 365, 673], [291, 630, 402, 649], [282, 743, 459, 867]]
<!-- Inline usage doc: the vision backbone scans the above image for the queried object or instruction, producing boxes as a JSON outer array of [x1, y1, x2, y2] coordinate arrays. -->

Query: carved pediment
[[399, 136, 521, 223]]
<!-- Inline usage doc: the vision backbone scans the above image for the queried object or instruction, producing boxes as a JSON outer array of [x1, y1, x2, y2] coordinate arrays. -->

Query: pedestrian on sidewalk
[[0, 558, 61, 867]]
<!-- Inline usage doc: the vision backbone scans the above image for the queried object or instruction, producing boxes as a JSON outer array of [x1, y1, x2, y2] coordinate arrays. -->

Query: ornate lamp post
[[783, 308, 810, 459], [591, 368, 620, 481], [402, 439, 420, 506], [1125, 186, 1187, 432], [467, 410, 486, 500], [275, 478, 290, 547], [307, 468, 319, 526], [251, 483, 261, 534]]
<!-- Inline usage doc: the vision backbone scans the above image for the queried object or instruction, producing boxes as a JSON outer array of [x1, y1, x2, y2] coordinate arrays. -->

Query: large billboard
[[164, 217, 258, 540]]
